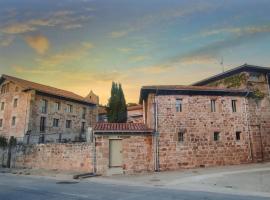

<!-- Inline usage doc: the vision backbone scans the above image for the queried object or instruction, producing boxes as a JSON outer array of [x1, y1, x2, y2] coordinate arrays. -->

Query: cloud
[[110, 2, 215, 38], [0, 35, 15, 47], [129, 55, 149, 62], [24, 34, 50, 54], [135, 64, 174, 74], [1, 9, 92, 35], [117, 48, 134, 53], [36, 42, 94, 67], [110, 31, 128, 38]]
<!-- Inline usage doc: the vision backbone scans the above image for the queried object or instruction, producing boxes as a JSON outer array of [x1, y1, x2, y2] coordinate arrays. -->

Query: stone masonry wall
[[95, 135, 154, 175], [153, 95, 251, 170], [28, 93, 97, 143], [205, 71, 270, 162], [0, 80, 32, 140], [14, 143, 94, 173]]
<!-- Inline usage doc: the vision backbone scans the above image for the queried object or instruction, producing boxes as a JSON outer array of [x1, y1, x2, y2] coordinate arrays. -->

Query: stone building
[[140, 64, 270, 171], [127, 105, 143, 123], [193, 64, 270, 163], [0, 75, 98, 143]]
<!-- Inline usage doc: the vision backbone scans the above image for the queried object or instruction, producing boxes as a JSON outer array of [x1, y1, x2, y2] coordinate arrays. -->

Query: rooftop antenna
[[220, 56, 224, 72]]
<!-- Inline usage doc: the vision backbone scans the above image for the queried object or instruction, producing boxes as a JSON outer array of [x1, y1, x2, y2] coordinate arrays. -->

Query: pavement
[[0, 162, 270, 199]]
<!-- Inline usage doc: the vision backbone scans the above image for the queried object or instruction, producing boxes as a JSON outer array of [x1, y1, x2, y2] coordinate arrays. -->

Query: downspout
[[93, 130, 97, 174], [244, 91, 253, 162], [154, 90, 160, 172]]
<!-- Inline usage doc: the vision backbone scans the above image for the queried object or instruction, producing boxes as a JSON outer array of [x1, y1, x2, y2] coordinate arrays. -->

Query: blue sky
[[1, 0, 270, 104]]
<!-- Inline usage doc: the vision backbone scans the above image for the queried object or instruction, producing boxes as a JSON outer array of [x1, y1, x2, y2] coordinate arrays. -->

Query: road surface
[[0, 173, 268, 200]]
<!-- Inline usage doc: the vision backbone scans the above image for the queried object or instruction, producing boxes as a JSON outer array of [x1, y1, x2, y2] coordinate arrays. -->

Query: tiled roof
[[139, 84, 250, 103], [141, 85, 247, 92], [1, 74, 95, 105], [93, 123, 153, 133], [192, 64, 270, 86]]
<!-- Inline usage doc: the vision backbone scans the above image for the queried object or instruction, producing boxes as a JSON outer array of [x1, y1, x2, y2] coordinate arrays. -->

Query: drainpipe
[[244, 91, 253, 162], [154, 92, 160, 172], [92, 130, 97, 174]]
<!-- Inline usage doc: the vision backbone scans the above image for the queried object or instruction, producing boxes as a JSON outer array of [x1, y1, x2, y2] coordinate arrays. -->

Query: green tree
[[107, 82, 127, 123]]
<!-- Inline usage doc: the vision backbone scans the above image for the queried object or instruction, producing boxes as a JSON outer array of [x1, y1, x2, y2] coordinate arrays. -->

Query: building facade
[[127, 105, 143, 123], [0, 75, 98, 143]]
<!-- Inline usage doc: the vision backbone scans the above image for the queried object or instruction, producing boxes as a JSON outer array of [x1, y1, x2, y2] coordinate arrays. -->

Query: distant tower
[[85, 90, 99, 104]]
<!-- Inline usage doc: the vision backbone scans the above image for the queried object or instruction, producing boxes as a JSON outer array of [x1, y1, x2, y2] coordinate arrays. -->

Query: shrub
[[0, 136, 8, 149]]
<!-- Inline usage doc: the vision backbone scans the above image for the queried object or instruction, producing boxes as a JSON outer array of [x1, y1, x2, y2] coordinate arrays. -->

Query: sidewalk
[[86, 162, 270, 198]]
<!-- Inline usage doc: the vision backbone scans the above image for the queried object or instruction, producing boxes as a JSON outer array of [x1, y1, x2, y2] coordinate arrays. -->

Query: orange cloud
[[24, 34, 50, 54]]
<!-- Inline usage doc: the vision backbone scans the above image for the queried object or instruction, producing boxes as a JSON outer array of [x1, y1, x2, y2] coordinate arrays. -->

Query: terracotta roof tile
[[1, 74, 95, 105], [94, 123, 153, 133]]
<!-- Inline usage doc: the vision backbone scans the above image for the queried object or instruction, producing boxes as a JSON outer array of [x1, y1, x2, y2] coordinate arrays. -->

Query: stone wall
[[95, 135, 154, 175], [146, 94, 252, 171], [14, 143, 94, 173], [29, 94, 97, 143], [1, 135, 153, 175], [0, 80, 32, 141], [204, 71, 270, 162]]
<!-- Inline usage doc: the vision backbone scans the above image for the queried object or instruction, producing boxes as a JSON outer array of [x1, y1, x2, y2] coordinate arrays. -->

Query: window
[[210, 99, 216, 112], [66, 120, 72, 128], [12, 116, 16, 126], [214, 132, 220, 141], [178, 132, 184, 142], [15, 87, 19, 92], [41, 99, 48, 113], [40, 117, 46, 132], [82, 107, 86, 119], [53, 102, 61, 112], [1, 102, 4, 111], [81, 122, 86, 132], [232, 100, 237, 112], [0, 119, 3, 128], [53, 118, 59, 127], [1, 83, 10, 94], [236, 131, 241, 141], [176, 99, 182, 112], [67, 104, 73, 113], [13, 98, 18, 108]]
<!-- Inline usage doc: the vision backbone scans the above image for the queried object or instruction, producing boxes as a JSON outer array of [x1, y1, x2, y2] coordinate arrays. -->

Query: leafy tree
[[107, 82, 127, 123]]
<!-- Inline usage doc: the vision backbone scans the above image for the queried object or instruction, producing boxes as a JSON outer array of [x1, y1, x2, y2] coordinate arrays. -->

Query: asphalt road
[[0, 174, 268, 200]]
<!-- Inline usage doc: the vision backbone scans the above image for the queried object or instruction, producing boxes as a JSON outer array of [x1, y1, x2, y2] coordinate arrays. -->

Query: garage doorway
[[109, 139, 123, 167]]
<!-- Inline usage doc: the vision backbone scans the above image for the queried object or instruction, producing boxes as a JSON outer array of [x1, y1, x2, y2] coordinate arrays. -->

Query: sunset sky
[[1, 0, 270, 104]]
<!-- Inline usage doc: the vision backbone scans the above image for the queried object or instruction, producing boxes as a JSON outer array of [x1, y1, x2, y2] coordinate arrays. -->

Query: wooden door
[[109, 139, 123, 167]]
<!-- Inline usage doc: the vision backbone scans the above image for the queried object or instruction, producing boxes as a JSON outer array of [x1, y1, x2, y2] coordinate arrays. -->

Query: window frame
[[13, 98, 18, 108], [176, 99, 183, 112], [0, 119, 3, 128], [210, 99, 216, 112], [40, 116, 46, 133], [232, 100, 237, 113], [178, 132, 185, 143], [11, 116, 16, 126], [66, 120, 72, 128], [67, 104, 73, 113], [0, 102, 4, 111], [41, 99, 48, 114], [214, 132, 220, 141], [236, 131, 241, 141], [53, 118, 59, 127]]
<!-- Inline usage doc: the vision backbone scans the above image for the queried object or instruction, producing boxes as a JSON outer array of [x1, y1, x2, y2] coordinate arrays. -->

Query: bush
[[0, 136, 8, 149]]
